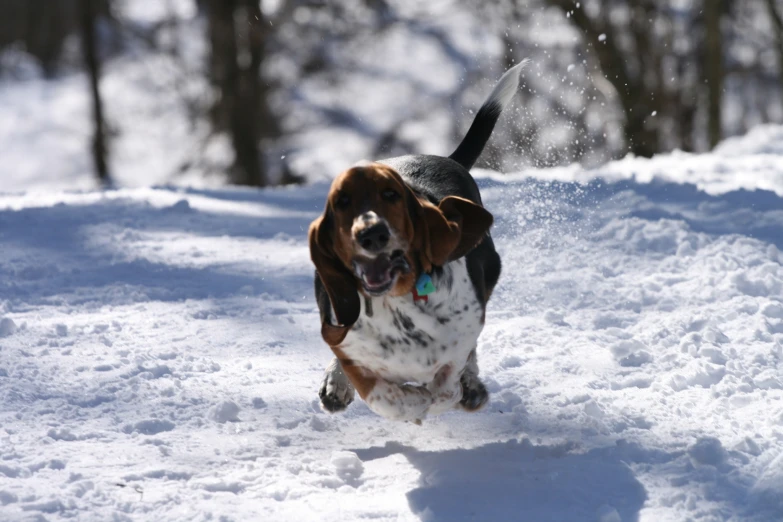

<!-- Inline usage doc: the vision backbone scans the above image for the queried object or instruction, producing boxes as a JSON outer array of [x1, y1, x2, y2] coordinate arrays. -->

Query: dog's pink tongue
[[364, 255, 392, 285]]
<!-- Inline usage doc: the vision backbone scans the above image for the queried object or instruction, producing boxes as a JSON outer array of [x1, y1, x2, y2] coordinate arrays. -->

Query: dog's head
[[309, 162, 493, 336]]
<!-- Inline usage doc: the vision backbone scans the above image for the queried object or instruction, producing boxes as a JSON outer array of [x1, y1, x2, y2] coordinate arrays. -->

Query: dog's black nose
[[357, 223, 390, 252]]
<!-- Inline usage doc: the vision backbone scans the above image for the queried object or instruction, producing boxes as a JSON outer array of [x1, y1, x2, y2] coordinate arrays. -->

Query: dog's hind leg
[[459, 348, 489, 412], [319, 357, 356, 413]]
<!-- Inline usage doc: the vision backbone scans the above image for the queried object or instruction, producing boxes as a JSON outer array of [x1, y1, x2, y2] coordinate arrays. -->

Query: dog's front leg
[[458, 348, 489, 411], [319, 357, 356, 413]]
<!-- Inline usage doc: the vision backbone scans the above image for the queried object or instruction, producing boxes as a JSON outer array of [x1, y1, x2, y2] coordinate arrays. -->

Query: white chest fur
[[340, 258, 485, 385]]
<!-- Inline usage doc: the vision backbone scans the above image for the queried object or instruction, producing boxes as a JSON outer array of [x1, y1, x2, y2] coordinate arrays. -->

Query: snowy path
[[1, 142, 783, 521]]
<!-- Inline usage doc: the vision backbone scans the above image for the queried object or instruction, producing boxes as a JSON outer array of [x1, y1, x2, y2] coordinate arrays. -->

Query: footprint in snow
[[544, 310, 569, 326], [762, 303, 783, 319], [610, 339, 652, 367], [0, 490, 18, 505], [123, 419, 176, 435], [0, 317, 17, 337]]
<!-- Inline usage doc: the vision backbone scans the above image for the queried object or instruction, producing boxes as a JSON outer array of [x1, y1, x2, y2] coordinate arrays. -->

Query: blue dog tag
[[415, 273, 435, 296]]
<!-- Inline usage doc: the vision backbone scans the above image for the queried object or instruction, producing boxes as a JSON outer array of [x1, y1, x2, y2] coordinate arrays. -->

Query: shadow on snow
[[353, 439, 650, 522], [0, 187, 323, 305], [1, 177, 780, 307], [353, 436, 783, 522]]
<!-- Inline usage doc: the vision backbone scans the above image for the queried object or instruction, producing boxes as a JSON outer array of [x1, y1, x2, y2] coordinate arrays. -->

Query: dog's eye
[[335, 193, 351, 209], [381, 189, 401, 203]]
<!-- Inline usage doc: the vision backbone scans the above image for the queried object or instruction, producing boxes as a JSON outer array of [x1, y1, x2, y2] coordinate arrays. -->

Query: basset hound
[[309, 62, 525, 423]]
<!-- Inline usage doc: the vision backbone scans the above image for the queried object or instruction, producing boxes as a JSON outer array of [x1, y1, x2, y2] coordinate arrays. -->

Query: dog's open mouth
[[354, 250, 410, 296]]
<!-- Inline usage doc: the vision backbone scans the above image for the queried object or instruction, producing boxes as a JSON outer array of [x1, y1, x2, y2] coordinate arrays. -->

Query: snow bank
[[1, 129, 782, 520], [495, 123, 783, 197]]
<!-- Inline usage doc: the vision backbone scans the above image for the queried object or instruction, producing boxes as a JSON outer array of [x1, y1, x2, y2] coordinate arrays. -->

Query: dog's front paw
[[319, 372, 355, 413], [459, 373, 488, 412]]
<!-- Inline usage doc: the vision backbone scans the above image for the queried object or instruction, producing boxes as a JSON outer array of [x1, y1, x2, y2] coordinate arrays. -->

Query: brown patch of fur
[[330, 346, 378, 399]]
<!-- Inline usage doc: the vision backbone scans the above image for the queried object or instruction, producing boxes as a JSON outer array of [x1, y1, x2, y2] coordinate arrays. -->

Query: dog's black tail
[[449, 60, 527, 171]]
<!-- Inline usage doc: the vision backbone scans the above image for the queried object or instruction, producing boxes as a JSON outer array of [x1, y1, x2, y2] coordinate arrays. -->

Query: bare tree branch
[[544, 0, 658, 156], [81, 0, 110, 185]]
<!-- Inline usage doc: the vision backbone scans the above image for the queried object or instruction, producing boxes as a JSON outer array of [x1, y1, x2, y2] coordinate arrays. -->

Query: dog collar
[[412, 273, 435, 302]]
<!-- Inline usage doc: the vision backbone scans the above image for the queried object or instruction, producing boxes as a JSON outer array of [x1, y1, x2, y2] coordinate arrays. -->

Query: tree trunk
[[206, 0, 237, 131], [764, 0, 783, 105], [80, 0, 110, 184], [206, 0, 269, 187], [704, 0, 723, 149]]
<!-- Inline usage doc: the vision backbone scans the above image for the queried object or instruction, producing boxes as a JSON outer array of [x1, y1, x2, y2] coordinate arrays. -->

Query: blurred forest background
[[1, 0, 782, 190]]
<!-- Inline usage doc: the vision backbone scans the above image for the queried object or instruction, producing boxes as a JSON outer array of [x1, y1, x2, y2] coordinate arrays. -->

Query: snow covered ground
[[1, 126, 783, 522]]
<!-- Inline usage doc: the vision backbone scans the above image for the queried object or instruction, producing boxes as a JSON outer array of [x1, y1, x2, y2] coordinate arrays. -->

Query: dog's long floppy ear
[[309, 209, 360, 345], [414, 195, 494, 272]]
